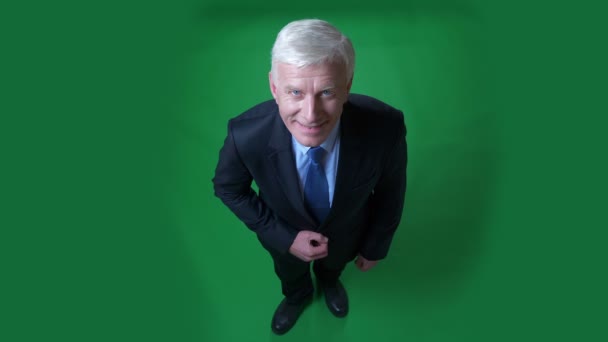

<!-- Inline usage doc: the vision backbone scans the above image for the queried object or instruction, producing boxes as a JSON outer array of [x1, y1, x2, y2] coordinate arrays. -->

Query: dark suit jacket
[[213, 94, 407, 264]]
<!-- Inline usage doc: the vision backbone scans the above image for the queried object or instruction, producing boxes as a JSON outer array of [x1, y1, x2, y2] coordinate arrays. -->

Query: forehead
[[275, 62, 347, 84]]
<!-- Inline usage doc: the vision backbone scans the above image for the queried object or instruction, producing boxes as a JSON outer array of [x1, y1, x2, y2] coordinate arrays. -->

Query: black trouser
[[271, 252, 348, 304]]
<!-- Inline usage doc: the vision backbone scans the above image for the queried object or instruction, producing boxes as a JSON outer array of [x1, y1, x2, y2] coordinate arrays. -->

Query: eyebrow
[[283, 85, 337, 92]]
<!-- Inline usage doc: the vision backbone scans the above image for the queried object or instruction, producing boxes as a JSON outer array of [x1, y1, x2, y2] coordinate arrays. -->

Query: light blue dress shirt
[[291, 120, 341, 206]]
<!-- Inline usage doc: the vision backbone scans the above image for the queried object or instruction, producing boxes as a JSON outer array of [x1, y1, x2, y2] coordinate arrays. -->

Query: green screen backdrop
[[2, 0, 606, 341]]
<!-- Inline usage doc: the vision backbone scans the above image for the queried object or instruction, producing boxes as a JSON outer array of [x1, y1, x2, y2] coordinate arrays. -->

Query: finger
[[296, 253, 312, 262], [309, 238, 328, 247], [310, 232, 329, 244], [312, 250, 328, 260], [317, 242, 329, 253], [309, 244, 328, 258]]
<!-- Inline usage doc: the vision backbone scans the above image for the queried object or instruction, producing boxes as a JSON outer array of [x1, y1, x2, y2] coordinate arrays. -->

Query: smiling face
[[270, 62, 352, 147]]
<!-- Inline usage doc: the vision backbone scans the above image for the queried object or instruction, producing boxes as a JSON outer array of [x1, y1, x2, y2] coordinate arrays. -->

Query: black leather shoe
[[271, 296, 312, 335], [320, 280, 349, 317]]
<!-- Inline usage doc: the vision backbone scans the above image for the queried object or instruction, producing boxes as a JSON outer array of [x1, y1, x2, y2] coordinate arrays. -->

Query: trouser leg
[[272, 254, 313, 304], [312, 258, 347, 287]]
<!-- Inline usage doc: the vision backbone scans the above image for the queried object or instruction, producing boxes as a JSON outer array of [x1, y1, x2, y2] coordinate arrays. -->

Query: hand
[[289, 231, 329, 262], [354, 254, 378, 272]]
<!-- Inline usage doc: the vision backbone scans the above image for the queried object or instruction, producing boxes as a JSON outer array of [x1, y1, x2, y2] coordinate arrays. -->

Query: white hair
[[270, 19, 355, 81]]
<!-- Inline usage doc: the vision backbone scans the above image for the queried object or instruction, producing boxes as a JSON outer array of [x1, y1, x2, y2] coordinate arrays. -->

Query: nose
[[302, 95, 321, 122]]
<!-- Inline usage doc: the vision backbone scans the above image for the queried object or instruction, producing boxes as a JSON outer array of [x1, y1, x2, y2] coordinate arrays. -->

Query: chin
[[296, 135, 327, 147]]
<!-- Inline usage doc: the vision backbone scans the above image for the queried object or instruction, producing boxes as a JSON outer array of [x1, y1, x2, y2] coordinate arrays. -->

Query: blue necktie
[[304, 146, 330, 224]]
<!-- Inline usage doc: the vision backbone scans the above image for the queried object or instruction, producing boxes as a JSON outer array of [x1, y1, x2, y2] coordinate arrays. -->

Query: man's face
[[270, 62, 352, 147]]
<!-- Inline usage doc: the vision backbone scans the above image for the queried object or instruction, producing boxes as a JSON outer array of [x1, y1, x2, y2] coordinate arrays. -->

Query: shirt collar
[[292, 118, 341, 155]]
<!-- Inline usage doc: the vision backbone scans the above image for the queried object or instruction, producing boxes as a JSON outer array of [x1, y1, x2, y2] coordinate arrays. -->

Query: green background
[[2, 0, 606, 341]]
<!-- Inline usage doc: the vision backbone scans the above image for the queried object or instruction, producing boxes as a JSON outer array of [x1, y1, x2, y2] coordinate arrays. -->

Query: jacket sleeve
[[212, 122, 297, 255], [359, 115, 407, 260]]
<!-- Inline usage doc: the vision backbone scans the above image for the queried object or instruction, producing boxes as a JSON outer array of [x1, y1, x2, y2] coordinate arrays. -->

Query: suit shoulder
[[346, 94, 403, 119], [345, 94, 406, 137], [224, 99, 279, 154], [225, 99, 279, 141], [229, 99, 278, 125]]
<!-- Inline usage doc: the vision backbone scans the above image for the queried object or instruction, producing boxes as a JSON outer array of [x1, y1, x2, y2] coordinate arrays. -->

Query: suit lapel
[[265, 103, 364, 230], [323, 105, 364, 226], [266, 114, 317, 227]]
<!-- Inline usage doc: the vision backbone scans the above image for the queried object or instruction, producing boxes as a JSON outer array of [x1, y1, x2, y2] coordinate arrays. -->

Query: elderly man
[[213, 19, 407, 335]]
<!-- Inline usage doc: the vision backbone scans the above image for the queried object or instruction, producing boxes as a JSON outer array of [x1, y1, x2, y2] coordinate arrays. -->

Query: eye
[[321, 89, 333, 96], [290, 90, 302, 96]]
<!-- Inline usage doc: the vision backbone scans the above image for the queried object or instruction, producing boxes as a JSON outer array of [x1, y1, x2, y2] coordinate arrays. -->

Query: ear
[[269, 71, 278, 101], [346, 74, 354, 94]]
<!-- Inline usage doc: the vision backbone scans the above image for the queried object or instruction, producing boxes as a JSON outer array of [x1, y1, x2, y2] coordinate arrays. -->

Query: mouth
[[296, 121, 326, 134]]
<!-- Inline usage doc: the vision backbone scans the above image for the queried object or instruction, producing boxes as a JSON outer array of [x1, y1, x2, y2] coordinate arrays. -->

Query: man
[[213, 19, 407, 335]]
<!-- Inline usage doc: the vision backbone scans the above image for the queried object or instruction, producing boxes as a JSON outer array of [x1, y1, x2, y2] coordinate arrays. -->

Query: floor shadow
[[392, 134, 496, 298]]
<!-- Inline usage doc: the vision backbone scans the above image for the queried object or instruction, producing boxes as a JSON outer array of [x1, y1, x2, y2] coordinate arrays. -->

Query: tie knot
[[308, 146, 325, 164]]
